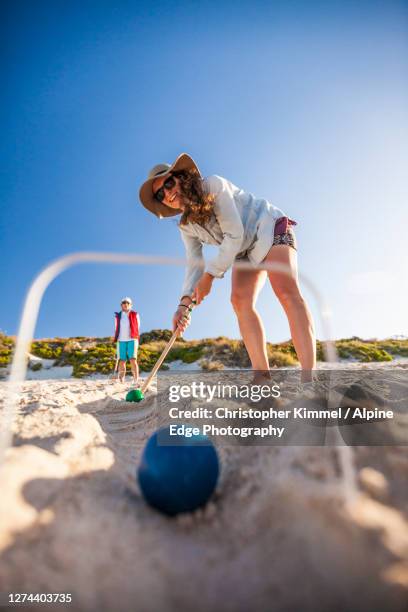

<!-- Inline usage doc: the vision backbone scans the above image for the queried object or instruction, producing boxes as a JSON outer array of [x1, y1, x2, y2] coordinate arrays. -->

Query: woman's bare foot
[[251, 371, 272, 385], [300, 369, 314, 384]]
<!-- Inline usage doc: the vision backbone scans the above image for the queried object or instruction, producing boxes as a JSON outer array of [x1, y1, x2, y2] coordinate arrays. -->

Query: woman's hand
[[172, 304, 192, 335], [193, 272, 214, 305]]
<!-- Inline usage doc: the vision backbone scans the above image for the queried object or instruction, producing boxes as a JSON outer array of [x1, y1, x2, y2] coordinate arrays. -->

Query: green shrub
[[0, 333, 14, 368], [30, 362, 43, 371], [20, 333, 406, 378], [138, 346, 162, 372], [375, 339, 408, 357], [273, 340, 297, 357], [335, 340, 392, 362], [140, 329, 175, 344], [199, 338, 249, 367], [73, 362, 97, 378], [0, 355, 10, 368], [200, 359, 225, 371], [267, 348, 297, 367], [167, 345, 205, 364], [30, 342, 63, 360]]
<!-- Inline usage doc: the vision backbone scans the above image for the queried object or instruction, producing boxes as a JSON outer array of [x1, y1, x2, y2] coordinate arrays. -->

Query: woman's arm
[[205, 175, 244, 278], [179, 229, 205, 299], [174, 230, 204, 332]]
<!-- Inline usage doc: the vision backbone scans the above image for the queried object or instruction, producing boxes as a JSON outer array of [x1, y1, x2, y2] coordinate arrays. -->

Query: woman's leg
[[231, 266, 268, 371], [264, 244, 316, 382]]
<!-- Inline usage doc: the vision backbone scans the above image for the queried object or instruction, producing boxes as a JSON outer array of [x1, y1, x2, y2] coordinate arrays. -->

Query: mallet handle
[[141, 300, 196, 395]]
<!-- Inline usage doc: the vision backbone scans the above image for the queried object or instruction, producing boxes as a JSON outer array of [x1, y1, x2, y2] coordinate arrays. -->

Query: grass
[[0, 330, 407, 377]]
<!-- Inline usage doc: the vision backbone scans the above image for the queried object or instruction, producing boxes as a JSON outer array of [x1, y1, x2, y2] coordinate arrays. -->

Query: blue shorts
[[117, 340, 138, 361]]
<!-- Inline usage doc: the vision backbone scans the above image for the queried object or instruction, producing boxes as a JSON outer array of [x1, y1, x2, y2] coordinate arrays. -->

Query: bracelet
[[178, 303, 190, 309]]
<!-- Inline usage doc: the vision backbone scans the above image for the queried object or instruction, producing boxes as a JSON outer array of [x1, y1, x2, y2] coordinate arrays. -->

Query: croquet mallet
[[140, 299, 196, 395]]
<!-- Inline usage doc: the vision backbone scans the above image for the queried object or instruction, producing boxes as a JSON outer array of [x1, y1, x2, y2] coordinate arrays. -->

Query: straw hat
[[139, 153, 201, 218]]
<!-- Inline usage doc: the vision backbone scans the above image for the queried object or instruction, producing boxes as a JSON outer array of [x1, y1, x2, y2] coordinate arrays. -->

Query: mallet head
[[126, 389, 145, 402]]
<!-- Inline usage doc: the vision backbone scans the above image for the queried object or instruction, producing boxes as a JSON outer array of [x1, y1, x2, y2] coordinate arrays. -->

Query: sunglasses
[[121, 301, 130, 305], [153, 175, 176, 203]]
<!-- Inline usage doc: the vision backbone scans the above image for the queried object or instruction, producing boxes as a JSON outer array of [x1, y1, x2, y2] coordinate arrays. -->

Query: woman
[[139, 153, 316, 382]]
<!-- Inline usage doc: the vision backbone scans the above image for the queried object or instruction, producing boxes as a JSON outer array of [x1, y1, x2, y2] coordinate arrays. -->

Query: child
[[113, 297, 140, 385]]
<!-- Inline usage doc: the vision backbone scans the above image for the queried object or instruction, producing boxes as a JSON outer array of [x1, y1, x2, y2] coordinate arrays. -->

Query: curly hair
[[172, 169, 215, 226]]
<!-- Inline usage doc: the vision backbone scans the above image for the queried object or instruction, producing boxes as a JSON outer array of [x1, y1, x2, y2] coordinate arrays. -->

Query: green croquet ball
[[126, 389, 145, 403]]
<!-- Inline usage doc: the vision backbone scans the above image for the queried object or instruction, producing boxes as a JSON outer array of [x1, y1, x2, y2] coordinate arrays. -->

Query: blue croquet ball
[[137, 425, 219, 516]]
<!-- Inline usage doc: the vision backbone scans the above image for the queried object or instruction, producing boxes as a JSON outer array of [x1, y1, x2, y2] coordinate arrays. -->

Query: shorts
[[272, 217, 297, 250], [117, 340, 138, 360]]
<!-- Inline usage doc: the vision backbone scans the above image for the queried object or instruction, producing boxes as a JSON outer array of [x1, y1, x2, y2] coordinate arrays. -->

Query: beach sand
[[0, 365, 407, 612]]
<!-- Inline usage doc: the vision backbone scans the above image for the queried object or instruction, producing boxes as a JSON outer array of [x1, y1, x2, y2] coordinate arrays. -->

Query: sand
[[0, 365, 407, 612]]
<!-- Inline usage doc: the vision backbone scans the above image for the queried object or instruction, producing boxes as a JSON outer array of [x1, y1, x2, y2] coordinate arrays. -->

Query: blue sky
[[1, 0, 407, 342]]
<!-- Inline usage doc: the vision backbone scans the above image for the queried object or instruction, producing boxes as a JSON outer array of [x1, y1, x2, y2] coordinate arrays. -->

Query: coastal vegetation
[[0, 331, 407, 377]]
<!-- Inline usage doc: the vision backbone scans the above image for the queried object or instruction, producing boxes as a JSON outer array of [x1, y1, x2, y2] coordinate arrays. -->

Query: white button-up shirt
[[179, 175, 285, 298]]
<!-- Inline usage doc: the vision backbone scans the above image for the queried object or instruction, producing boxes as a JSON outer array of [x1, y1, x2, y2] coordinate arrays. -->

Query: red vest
[[114, 310, 139, 341]]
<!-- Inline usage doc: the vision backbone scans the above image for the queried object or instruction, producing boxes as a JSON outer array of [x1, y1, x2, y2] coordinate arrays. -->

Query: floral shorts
[[273, 217, 297, 250]]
